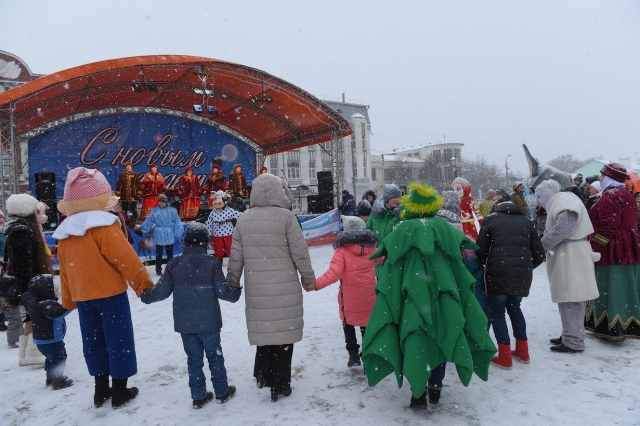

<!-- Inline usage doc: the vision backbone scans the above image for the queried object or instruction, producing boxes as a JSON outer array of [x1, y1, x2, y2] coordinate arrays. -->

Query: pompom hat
[[63, 167, 112, 201], [6, 193, 39, 217], [399, 183, 443, 220]]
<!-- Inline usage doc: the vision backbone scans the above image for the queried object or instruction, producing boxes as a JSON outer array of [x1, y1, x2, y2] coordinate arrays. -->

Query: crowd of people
[[0, 159, 639, 414]]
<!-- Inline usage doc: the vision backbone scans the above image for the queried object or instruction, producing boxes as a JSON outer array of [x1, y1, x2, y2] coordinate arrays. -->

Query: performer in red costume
[[452, 177, 483, 241], [204, 164, 228, 207], [178, 166, 201, 221], [139, 164, 165, 221]]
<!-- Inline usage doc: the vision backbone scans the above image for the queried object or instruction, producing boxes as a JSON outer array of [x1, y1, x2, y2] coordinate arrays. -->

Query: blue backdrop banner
[[28, 113, 257, 198]]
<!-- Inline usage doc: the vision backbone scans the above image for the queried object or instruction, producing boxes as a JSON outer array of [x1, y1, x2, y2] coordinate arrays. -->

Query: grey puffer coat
[[226, 173, 315, 346]]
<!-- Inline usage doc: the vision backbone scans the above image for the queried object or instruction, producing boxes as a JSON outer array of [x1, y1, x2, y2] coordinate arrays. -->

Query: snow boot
[[193, 391, 214, 409], [94, 374, 112, 408], [216, 385, 236, 404], [18, 335, 28, 366], [51, 376, 74, 390], [428, 388, 441, 405], [409, 391, 428, 411], [111, 378, 138, 408], [24, 334, 45, 365], [550, 343, 583, 354], [256, 374, 271, 388], [347, 348, 361, 368], [271, 387, 292, 402], [46, 374, 52, 387], [549, 336, 562, 345], [512, 339, 530, 363], [491, 343, 512, 370]]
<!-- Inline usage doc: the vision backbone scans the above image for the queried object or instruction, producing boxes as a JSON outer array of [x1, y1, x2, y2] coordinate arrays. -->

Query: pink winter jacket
[[315, 230, 381, 326]]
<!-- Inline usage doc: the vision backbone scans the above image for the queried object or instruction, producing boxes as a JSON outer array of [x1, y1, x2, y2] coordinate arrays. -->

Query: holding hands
[[303, 281, 317, 292]]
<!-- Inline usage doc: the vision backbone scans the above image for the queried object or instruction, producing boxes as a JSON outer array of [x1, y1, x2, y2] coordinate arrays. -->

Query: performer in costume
[[361, 183, 496, 410], [228, 164, 247, 198], [452, 177, 483, 241], [205, 191, 242, 261], [139, 164, 165, 221], [205, 164, 228, 207], [115, 162, 142, 222], [178, 166, 201, 221], [585, 162, 640, 340]]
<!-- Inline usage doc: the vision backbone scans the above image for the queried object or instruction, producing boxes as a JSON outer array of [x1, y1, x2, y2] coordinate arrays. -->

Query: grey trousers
[[5, 305, 23, 344], [558, 302, 586, 351]]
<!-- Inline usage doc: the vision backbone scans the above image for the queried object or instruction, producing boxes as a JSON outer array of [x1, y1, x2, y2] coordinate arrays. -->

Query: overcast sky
[[2, 0, 639, 174]]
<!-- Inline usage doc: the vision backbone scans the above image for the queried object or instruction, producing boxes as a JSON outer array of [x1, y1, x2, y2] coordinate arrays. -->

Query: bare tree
[[548, 154, 588, 173], [459, 156, 505, 195]]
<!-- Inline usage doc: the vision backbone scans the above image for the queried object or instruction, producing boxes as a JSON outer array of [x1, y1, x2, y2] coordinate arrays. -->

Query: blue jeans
[[488, 295, 526, 345], [181, 331, 229, 400], [38, 341, 67, 378]]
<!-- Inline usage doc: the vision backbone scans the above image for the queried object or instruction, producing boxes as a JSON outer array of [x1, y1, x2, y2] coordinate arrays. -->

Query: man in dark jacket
[[475, 202, 545, 370], [339, 190, 357, 216], [141, 223, 241, 409]]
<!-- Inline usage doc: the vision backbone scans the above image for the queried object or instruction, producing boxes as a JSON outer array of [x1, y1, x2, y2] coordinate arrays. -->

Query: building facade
[[263, 99, 373, 213]]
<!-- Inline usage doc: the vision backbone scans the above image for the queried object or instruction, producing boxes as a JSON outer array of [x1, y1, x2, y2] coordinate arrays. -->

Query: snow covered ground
[[2, 243, 639, 426]]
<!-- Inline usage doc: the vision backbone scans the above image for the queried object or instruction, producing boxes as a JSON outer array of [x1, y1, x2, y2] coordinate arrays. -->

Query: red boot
[[491, 343, 513, 370], [512, 339, 530, 363]]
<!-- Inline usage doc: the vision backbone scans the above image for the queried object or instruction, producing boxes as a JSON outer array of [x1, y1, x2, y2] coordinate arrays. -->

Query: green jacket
[[362, 217, 496, 398]]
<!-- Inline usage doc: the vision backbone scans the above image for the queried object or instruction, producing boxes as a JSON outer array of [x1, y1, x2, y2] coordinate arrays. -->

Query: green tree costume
[[362, 185, 497, 399]]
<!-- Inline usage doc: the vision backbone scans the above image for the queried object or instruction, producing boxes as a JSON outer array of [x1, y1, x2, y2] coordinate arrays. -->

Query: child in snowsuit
[[21, 274, 73, 389], [139, 194, 183, 276], [205, 191, 242, 261], [305, 216, 380, 368], [141, 223, 241, 409]]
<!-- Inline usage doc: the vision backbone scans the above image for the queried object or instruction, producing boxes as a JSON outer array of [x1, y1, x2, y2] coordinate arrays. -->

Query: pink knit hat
[[63, 167, 112, 201]]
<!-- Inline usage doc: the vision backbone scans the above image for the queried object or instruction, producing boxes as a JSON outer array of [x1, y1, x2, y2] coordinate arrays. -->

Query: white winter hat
[[342, 215, 366, 232], [6, 193, 39, 217]]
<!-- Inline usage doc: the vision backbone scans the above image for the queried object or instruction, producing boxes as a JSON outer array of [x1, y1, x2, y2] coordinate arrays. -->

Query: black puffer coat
[[3, 217, 39, 305], [21, 274, 69, 342], [475, 202, 545, 297]]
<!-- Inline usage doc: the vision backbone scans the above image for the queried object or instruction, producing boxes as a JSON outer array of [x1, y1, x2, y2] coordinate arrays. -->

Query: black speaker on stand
[[317, 171, 333, 193], [34, 172, 58, 230]]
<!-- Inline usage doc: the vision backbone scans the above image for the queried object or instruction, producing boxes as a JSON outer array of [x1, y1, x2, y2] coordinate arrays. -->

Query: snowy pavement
[[2, 244, 639, 425]]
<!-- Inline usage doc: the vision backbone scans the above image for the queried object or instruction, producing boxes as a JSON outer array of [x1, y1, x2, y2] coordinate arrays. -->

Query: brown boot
[[491, 342, 513, 370], [512, 339, 530, 363]]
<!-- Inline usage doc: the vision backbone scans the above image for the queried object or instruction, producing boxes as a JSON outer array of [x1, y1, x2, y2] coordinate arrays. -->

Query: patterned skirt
[[585, 263, 640, 340], [139, 196, 159, 222], [180, 198, 200, 221]]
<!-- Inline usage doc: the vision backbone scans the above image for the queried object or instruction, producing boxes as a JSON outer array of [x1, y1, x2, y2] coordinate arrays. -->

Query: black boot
[[46, 373, 52, 387], [347, 349, 361, 368], [271, 387, 292, 402], [410, 391, 427, 411], [216, 385, 236, 403], [111, 378, 139, 408], [94, 374, 111, 408], [51, 375, 74, 390], [549, 336, 562, 345], [428, 388, 441, 405], [192, 391, 214, 409], [550, 343, 583, 354], [256, 374, 271, 388]]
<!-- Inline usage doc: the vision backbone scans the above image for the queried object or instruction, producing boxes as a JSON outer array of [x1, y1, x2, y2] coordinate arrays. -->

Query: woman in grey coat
[[226, 173, 315, 402]]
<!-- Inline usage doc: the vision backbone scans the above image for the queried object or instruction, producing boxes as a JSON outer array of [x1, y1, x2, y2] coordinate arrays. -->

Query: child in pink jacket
[[305, 216, 380, 368]]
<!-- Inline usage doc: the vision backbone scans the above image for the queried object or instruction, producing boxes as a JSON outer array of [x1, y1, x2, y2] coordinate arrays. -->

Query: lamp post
[[504, 154, 511, 188]]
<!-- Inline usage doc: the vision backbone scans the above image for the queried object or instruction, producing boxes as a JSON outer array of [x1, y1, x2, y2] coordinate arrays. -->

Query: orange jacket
[[58, 223, 154, 309]]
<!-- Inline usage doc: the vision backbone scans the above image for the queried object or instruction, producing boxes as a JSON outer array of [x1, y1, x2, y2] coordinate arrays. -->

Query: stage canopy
[[0, 55, 352, 155]]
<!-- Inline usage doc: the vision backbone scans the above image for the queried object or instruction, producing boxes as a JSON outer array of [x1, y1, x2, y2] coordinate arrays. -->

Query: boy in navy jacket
[[21, 274, 73, 389], [141, 223, 241, 409]]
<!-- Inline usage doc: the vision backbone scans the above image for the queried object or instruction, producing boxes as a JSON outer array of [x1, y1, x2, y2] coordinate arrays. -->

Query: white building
[[370, 142, 464, 194], [263, 99, 373, 213]]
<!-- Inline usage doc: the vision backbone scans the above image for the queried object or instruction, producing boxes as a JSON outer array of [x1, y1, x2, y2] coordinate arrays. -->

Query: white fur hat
[[342, 215, 366, 232], [6, 193, 39, 217]]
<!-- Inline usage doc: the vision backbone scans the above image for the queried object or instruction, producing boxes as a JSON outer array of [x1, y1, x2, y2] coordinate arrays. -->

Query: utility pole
[[504, 154, 511, 188]]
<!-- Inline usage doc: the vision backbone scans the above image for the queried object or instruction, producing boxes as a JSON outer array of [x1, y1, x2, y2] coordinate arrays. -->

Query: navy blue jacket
[[21, 275, 70, 344], [339, 193, 357, 216], [141, 246, 241, 333]]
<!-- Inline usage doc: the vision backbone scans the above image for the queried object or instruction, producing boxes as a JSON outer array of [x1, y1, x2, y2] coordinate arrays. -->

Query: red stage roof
[[0, 55, 352, 155]]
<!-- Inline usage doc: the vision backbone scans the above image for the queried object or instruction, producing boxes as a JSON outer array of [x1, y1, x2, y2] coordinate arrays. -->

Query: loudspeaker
[[40, 201, 58, 231], [307, 195, 320, 214], [34, 172, 56, 201], [317, 171, 333, 194], [319, 192, 334, 212], [195, 208, 212, 224]]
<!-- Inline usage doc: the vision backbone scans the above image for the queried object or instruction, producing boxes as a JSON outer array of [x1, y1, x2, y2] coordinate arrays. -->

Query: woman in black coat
[[475, 202, 545, 370], [3, 194, 52, 364]]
